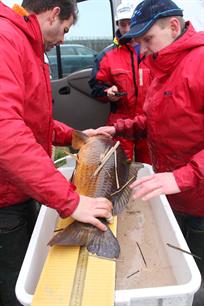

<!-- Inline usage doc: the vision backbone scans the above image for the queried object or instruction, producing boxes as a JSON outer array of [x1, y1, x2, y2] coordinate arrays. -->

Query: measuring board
[[31, 217, 117, 306]]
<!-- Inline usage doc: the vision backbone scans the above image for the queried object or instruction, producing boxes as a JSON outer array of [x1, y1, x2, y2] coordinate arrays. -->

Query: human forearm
[[53, 120, 74, 146], [0, 118, 80, 217], [114, 114, 147, 138]]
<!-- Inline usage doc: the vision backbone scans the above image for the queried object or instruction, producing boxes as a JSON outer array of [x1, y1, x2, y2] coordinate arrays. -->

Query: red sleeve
[[114, 114, 147, 139], [173, 149, 204, 191], [89, 51, 112, 103], [53, 120, 73, 146]]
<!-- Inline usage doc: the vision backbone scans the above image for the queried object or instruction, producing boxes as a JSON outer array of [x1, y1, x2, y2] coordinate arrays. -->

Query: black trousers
[[0, 200, 40, 306], [174, 212, 204, 306]]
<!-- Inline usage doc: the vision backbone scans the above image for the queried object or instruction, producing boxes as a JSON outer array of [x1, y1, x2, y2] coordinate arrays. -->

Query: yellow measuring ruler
[[31, 217, 116, 306], [69, 246, 88, 306]]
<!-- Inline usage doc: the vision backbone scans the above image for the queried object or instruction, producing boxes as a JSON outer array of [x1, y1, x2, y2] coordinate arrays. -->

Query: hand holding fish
[[71, 195, 113, 231], [130, 172, 181, 201], [83, 126, 115, 138], [95, 126, 116, 137], [82, 129, 99, 137]]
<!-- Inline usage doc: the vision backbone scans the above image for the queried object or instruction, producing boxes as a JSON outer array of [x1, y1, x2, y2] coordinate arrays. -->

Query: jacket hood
[[0, 2, 44, 57], [144, 22, 204, 77]]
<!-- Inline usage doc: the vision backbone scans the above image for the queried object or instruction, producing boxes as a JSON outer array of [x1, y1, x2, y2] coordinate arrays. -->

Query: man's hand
[[105, 85, 121, 102], [95, 126, 116, 137], [83, 126, 116, 138], [130, 172, 181, 201], [83, 129, 98, 137], [71, 195, 113, 231]]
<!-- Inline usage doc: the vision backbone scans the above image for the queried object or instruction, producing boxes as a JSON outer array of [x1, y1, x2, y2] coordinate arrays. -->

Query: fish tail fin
[[48, 221, 90, 246], [87, 225, 120, 259], [112, 162, 143, 215], [48, 220, 120, 259]]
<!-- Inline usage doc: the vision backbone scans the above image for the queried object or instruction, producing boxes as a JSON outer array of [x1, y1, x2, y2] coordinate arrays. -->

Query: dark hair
[[21, 0, 78, 22]]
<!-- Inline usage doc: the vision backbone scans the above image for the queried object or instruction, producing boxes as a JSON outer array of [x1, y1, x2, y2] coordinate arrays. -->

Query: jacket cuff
[[58, 186, 80, 218], [173, 164, 197, 192], [53, 120, 74, 146], [114, 121, 124, 136]]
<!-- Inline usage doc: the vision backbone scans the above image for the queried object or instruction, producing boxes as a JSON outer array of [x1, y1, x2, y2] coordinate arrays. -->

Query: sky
[[3, 0, 204, 37]]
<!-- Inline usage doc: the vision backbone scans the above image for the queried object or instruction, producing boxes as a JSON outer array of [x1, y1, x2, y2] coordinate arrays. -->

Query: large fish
[[48, 130, 143, 258]]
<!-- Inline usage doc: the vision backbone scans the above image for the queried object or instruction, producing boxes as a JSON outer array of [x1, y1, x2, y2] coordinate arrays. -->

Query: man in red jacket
[[0, 1, 112, 305], [89, 1, 151, 163], [94, 0, 204, 300]]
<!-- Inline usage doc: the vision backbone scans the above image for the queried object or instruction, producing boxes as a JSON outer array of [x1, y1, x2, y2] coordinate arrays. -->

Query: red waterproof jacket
[[89, 32, 151, 162], [115, 22, 204, 216], [0, 3, 79, 217]]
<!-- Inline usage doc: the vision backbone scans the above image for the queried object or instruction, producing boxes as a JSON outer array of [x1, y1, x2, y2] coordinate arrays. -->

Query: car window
[[60, 46, 77, 56], [75, 46, 96, 56]]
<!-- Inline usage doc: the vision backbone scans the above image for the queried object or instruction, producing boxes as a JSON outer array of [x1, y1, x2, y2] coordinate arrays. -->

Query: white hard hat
[[115, 1, 134, 22]]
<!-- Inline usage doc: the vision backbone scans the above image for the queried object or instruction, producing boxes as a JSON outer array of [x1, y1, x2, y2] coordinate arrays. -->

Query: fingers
[[85, 204, 113, 231], [95, 126, 115, 136], [130, 172, 181, 201], [82, 127, 115, 138], [130, 175, 156, 200], [87, 198, 113, 231], [92, 198, 113, 229], [130, 175, 154, 189], [94, 208, 112, 219], [140, 187, 163, 201], [89, 217, 107, 231], [105, 85, 118, 96], [88, 208, 113, 231], [82, 129, 96, 137], [95, 197, 113, 210], [71, 196, 113, 231], [106, 86, 120, 101], [132, 179, 162, 200]]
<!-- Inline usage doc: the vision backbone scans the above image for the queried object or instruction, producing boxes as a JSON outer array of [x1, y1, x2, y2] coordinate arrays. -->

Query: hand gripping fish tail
[[48, 220, 121, 258], [48, 130, 143, 258]]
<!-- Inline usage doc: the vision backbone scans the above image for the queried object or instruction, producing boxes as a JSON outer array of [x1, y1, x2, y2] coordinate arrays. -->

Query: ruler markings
[[69, 246, 89, 306]]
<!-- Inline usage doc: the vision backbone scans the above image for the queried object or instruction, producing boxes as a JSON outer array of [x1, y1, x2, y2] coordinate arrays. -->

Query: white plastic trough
[[15, 157, 201, 306]]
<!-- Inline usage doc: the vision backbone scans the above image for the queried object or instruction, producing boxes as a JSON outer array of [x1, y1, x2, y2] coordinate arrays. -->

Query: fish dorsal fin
[[112, 162, 143, 215], [72, 130, 89, 150]]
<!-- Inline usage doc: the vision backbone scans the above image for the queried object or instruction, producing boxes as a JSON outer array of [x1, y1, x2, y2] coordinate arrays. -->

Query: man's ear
[[170, 17, 181, 38], [48, 7, 61, 24]]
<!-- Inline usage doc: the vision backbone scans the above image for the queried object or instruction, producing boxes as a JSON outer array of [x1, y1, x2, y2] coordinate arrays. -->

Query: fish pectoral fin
[[112, 162, 144, 215], [72, 130, 89, 150], [87, 226, 120, 259], [48, 221, 91, 246]]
